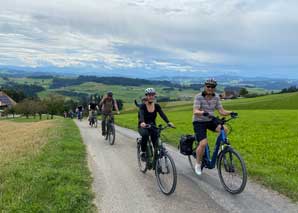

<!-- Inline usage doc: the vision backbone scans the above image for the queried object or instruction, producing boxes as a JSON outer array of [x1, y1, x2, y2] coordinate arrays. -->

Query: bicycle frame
[[202, 125, 229, 169], [145, 125, 168, 169]]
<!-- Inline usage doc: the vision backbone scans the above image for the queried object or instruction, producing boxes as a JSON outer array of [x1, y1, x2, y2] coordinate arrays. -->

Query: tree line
[[50, 75, 176, 89], [3, 93, 124, 119]]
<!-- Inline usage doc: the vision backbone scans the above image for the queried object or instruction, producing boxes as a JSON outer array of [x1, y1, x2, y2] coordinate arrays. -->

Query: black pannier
[[178, 135, 195, 155]]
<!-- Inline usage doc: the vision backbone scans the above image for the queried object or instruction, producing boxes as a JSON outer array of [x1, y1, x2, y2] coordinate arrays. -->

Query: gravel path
[[76, 120, 298, 213]]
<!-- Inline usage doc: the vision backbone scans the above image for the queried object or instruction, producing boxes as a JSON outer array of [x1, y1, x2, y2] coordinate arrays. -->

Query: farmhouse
[[0, 91, 17, 116]]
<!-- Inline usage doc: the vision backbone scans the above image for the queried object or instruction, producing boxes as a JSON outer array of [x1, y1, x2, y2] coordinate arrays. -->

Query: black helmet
[[107, 91, 113, 97], [205, 78, 217, 87]]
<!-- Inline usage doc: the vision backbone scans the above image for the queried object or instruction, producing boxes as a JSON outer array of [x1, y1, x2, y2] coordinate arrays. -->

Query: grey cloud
[[0, 0, 298, 75]]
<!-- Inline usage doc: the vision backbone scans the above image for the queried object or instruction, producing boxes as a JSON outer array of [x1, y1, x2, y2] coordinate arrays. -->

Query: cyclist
[[99, 91, 120, 135], [193, 78, 237, 176], [134, 96, 148, 108], [76, 105, 84, 120], [88, 98, 99, 126], [138, 88, 174, 161]]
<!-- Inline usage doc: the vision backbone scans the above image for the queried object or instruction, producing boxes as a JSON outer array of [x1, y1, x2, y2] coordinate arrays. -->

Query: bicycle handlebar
[[144, 123, 175, 131], [206, 114, 237, 125]]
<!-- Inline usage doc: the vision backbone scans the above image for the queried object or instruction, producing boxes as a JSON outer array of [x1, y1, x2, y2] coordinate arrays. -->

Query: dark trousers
[[138, 127, 158, 152], [102, 114, 113, 133]]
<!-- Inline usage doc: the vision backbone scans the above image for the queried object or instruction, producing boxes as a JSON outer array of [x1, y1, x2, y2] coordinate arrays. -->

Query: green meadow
[[116, 92, 298, 201], [0, 118, 95, 212]]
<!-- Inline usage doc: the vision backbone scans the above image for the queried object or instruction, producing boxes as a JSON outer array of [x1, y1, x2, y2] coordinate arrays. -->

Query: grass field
[[0, 118, 95, 212], [116, 93, 298, 201]]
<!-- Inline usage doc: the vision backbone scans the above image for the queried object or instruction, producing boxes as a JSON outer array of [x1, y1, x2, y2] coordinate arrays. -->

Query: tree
[[35, 100, 48, 120], [44, 94, 65, 119], [15, 99, 35, 118], [239, 88, 249, 96]]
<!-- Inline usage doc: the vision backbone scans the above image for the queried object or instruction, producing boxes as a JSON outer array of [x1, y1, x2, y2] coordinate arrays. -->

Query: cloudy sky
[[0, 0, 298, 78]]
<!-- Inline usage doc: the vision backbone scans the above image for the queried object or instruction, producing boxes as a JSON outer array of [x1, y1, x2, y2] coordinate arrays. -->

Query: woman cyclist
[[138, 88, 174, 160]]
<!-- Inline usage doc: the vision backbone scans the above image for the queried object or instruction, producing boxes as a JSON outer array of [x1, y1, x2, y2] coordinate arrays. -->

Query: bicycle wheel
[[108, 124, 115, 145], [218, 148, 247, 194], [105, 125, 109, 140], [137, 140, 147, 173], [155, 152, 177, 195]]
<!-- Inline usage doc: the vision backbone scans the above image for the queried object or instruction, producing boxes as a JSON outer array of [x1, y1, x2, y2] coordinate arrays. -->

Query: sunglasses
[[206, 85, 216, 89]]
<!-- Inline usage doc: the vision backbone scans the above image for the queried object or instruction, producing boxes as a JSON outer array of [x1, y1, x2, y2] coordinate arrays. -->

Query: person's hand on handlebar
[[140, 122, 146, 128], [230, 112, 238, 118], [202, 111, 209, 116]]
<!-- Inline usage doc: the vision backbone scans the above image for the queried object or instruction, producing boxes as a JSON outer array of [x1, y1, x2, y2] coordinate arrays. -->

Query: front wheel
[[108, 124, 115, 145], [137, 140, 147, 173], [155, 152, 177, 195], [217, 148, 247, 194]]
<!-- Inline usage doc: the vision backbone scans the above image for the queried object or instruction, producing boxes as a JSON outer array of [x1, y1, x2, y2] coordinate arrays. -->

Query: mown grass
[[116, 98, 298, 201], [0, 118, 95, 212]]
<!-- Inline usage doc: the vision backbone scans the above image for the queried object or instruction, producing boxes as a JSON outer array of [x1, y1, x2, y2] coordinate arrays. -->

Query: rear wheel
[[218, 148, 247, 194], [137, 140, 147, 173], [155, 152, 177, 195]]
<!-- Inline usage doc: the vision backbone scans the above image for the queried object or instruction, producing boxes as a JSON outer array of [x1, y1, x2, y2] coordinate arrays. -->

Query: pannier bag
[[178, 135, 195, 155]]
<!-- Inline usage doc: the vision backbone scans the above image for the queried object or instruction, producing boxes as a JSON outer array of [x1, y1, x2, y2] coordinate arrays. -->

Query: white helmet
[[145, 88, 156, 95]]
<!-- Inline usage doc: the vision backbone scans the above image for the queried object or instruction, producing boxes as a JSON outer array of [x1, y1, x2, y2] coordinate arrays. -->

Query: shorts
[[193, 120, 218, 142]]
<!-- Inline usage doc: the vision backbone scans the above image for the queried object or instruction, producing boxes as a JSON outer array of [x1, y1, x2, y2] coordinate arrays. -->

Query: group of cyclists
[[75, 91, 120, 136], [136, 78, 237, 177], [79, 78, 237, 177]]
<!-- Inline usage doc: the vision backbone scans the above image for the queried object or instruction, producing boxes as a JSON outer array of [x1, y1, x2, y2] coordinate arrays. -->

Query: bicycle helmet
[[205, 78, 217, 87], [145, 88, 156, 95], [107, 91, 113, 97]]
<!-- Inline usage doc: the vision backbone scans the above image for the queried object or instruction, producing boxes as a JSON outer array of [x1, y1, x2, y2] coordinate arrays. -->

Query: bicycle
[[187, 115, 247, 194], [137, 124, 177, 195], [89, 110, 98, 128], [102, 112, 116, 145]]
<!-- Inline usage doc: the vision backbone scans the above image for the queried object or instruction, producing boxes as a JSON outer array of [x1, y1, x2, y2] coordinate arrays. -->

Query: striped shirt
[[192, 93, 223, 122]]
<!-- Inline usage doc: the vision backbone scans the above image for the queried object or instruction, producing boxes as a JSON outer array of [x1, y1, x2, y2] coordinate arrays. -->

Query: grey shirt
[[192, 93, 223, 122]]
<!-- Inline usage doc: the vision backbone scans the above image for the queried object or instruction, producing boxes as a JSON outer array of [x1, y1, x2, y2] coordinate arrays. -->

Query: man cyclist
[[193, 79, 237, 176], [138, 88, 174, 161], [99, 91, 120, 136], [88, 97, 99, 126]]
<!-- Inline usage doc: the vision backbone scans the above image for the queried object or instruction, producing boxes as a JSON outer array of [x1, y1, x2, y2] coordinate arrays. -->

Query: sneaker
[[140, 152, 146, 162], [195, 163, 202, 176]]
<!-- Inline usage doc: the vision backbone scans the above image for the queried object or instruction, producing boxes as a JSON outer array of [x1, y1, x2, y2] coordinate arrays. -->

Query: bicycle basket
[[178, 135, 195, 155]]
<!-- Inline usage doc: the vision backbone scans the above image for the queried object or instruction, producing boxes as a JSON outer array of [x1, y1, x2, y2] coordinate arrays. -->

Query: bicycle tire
[[217, 148, 247, 194], [137, 140, 147, 173], [155, 152, 177, 195], [108, 124, 115, 145]]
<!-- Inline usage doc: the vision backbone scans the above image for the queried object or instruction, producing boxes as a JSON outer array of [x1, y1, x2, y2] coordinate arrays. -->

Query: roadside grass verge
[[0, 118, 95, 212], [116, 109, 298, 201]]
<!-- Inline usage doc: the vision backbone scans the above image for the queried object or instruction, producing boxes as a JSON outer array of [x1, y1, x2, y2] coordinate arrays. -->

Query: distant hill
[[50, 75, 176, 89], [162, 92, 298, 111]]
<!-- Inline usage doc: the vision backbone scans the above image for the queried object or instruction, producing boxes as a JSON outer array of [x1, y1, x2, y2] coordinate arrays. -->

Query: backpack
[[178, 135, 195, 155]]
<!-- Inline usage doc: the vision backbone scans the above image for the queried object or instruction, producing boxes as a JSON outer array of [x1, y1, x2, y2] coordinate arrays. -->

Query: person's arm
[[139, 106, 146, 128], [216, 97, 232, 116], [193, 95, 206, 116], [156, 104, 170, 123], [134, 100, 140, 108], [113, 99, 119, 113]]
